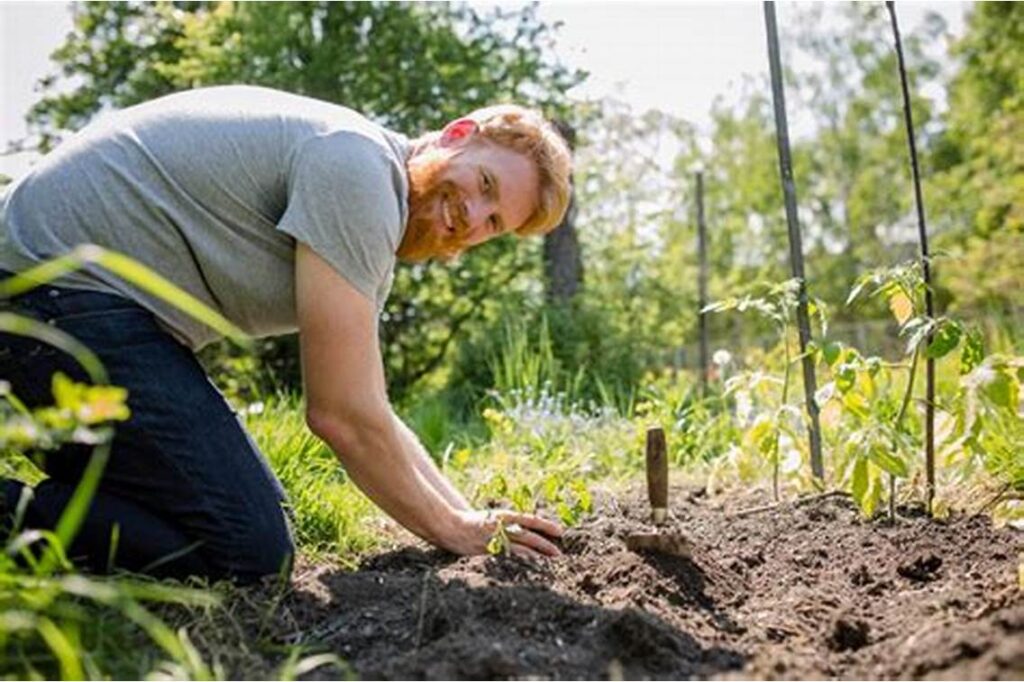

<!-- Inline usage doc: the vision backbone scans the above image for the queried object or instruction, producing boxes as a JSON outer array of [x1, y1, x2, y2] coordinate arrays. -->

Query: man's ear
[[439, 118, 479, 147]]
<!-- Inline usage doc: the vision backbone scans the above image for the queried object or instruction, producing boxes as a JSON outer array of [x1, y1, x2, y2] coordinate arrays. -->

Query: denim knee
[[218, 510, 296, 584]]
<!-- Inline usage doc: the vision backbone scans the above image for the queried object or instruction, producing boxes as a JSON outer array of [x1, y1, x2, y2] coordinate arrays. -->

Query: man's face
[[399, 133, 540, 263]]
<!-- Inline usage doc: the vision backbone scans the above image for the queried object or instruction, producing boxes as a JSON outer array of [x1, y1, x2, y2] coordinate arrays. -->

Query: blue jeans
[[0, 279, 294, 583]]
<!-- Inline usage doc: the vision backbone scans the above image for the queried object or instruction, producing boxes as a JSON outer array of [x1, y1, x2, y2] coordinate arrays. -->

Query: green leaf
[[841, 391, 870, 419], [822, 340, 843, 367], [926, 319, 963, 359], [984, 370, 1019, 411], [846, 276, 870, 306], [959, 327, 985, 375], [542, 474, 561, 503], [556, 501, 579, 526], [35, 616, 85, 680], [836, 363, 857, 394], [570, 478, 593, 513], [510, 484, 534, 513], [851, 457, 869, 510], [868, 446, 909, 478]]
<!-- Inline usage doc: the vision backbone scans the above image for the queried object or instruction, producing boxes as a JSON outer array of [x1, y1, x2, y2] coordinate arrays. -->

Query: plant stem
[[896, 344, 920, 428], [889, 342, 921, 524], [889, 473, 896, 524], [782, 328, 792, 404], [773, 328, 792, 503]]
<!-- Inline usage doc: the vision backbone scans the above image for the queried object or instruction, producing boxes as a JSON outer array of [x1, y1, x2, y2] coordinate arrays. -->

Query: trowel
[[623, 427, 693, 558]]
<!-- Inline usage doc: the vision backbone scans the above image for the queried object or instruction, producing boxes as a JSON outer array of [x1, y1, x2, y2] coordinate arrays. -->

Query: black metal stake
[[763, 1, 825, 481], [887, 1, 936, 515], [696, 170, 710, 398]]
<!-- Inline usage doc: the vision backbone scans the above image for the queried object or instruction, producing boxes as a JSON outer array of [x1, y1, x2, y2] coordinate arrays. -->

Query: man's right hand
[[444, 509, 565, 559], [297, 243, 566, 558]]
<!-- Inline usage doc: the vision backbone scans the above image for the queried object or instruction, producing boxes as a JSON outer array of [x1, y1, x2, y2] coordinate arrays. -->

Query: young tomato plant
[[816, 345, 910, 517], [473, 470, 592, 527], [705, 279, 827, 500], [846, 260, 968, 517]]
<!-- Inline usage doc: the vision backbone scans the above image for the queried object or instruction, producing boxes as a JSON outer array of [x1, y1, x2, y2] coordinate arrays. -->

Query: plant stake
[[887, 0, 936, 515], [763, 1, 825, 481], [696, 170, 710, 398]]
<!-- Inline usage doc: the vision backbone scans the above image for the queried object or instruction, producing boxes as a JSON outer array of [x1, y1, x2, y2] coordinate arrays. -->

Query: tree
[[936, 2, 1024, 236], [23, 1, 585, 400], [785, 3, 945, 309], [927, 3, 1024, 318], [543, 120, 582, 303]]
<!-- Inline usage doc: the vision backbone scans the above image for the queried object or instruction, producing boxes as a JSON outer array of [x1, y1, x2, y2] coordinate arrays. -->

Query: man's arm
[[295, 243, 561, 557], [391, 415, 471, 511]]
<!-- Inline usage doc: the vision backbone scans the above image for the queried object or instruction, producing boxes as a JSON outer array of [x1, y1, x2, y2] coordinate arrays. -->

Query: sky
[[0, 1, 969, 180]]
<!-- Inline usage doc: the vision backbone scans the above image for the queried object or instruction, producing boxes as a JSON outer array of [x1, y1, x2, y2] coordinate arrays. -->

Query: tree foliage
[[25, 1, 585, 400]]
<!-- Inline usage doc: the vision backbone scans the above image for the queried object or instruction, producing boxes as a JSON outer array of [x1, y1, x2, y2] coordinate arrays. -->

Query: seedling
[[486, 518, 522, 558]]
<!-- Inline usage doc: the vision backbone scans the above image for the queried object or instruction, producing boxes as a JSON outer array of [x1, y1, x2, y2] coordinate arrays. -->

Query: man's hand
[[443, 509, 565, 559]]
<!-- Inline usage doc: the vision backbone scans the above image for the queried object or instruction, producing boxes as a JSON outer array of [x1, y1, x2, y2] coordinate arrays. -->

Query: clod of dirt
[[897, 553, 943, 582], [827, 616, 871, 652], [850, 564, 872, 586]]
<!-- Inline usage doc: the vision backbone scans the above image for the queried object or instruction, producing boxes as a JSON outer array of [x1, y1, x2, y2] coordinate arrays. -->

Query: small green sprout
[[485, 518, 522, 558]]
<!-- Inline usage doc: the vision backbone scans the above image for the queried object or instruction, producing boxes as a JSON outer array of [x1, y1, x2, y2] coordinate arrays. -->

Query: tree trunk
[[543, 120, 583, 303]]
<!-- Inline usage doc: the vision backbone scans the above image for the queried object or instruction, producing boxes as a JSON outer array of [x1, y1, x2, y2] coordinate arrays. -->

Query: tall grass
[[243, 396, 393, 563]]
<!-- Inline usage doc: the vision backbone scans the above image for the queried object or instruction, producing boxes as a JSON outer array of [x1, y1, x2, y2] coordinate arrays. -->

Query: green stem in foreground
[[775, 327, 793, 503], [896, 343, 920, 429], [890, 343, 922, 522]]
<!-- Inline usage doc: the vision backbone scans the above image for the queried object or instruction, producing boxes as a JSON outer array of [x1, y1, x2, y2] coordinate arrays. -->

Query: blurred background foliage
[[15, 0, 1023, 426]]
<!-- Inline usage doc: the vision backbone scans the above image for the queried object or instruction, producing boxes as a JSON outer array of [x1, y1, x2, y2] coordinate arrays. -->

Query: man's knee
[[217, 509, 296, 584]]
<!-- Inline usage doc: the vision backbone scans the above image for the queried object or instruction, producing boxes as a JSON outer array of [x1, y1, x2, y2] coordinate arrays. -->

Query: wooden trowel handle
[[646, 427, 668, 523]]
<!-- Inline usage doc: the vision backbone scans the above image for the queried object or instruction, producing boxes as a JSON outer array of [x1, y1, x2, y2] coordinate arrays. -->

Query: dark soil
[[191, 488, 1023, 680]]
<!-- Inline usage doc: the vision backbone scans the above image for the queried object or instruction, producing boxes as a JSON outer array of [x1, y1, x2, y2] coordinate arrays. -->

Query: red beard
[[398, 151, 469, 263]]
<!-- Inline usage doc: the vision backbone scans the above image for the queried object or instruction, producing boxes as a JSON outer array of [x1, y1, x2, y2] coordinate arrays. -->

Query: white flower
[[712, 349, 733, 367]]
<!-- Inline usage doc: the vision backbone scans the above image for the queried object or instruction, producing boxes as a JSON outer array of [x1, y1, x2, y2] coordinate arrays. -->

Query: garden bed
[[204, 487, 1022, 680]]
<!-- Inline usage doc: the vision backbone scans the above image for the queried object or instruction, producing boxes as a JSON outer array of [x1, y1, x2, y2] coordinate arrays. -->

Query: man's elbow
[[305, 405, 391, 455]]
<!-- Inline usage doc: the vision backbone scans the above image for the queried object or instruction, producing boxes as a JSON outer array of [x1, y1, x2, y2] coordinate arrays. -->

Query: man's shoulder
[[299, 116, 410, 177], [290, 126, 410, 217]]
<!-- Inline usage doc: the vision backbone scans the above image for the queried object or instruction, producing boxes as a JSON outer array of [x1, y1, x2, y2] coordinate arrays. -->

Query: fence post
[[763, 1, 825, 481], [696, 170, 710, 398]]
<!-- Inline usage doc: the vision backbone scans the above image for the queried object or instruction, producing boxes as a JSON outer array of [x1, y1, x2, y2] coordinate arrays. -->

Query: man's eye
[[482, 173, 491, 192], [489, 215, 500, 233]]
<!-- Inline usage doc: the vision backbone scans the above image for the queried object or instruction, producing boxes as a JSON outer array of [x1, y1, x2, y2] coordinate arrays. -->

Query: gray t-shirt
[[0, 85, 410, 349]]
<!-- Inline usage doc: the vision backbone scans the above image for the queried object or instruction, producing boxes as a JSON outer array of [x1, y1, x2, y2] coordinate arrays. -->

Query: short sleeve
[[277, 132, 403, 304]]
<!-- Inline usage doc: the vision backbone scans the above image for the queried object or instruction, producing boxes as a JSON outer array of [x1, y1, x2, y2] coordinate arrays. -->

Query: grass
[[243, 396, 391, 563]]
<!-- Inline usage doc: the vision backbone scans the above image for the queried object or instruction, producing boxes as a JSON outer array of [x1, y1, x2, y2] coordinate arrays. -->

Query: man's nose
[[464, 197, 492, 244]]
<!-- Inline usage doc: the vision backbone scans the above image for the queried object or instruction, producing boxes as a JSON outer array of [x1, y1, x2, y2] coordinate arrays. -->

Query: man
[[0, 85, 572, 582]]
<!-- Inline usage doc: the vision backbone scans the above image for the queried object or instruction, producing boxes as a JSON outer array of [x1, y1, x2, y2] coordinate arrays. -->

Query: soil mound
[[202, 488, 1024, 679]]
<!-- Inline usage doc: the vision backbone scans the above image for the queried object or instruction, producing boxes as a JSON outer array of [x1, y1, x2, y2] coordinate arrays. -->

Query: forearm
[[392, 413, 471, 511], [318, 415, 462, 549]]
